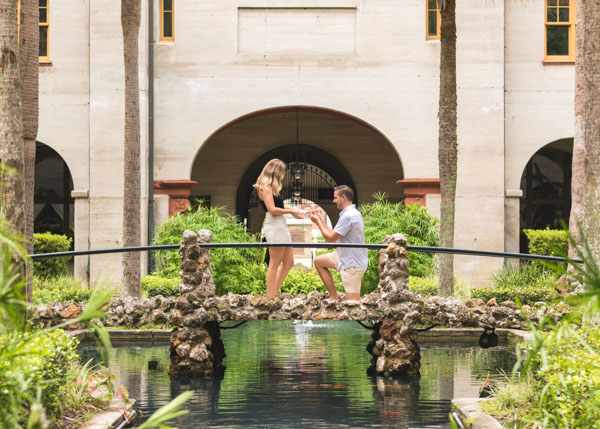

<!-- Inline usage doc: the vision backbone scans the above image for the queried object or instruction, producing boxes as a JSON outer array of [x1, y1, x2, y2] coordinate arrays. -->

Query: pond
[[79, 321, 516, 428]]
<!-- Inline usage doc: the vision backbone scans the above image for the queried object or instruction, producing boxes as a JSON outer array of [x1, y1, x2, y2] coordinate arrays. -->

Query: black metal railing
[[28, 242, 582, 264]]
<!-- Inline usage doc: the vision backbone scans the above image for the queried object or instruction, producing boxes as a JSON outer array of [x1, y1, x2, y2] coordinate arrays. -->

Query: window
[[39, 0, 49, 62], [545, 0, 575, 61], [160, 0, 174, 41], [426, 0, 440, 40]]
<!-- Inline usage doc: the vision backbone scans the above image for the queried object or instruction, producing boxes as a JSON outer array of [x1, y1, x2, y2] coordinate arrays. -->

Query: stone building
[[34, 0, 575, 286]]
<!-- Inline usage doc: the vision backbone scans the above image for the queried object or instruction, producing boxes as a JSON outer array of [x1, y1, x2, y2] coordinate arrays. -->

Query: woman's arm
[[259, 185, 301, 217]]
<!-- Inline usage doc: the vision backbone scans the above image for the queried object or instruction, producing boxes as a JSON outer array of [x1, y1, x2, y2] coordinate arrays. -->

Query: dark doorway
[[34, 142, 74, 240], [236, 144, 355, 233], [519, 145, 572, 253]]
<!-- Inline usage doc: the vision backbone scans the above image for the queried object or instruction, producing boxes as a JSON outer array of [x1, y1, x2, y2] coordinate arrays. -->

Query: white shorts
[[263, 212, 291, 243], [326, 252, 365, 294]]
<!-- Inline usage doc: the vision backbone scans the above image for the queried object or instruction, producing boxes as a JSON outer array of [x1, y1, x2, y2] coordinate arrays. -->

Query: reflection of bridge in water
[[170, 229, 529, 378]]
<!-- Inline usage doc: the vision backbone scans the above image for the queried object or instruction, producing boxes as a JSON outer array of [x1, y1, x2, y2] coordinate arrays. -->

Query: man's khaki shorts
[[326, 252, 365, 294]]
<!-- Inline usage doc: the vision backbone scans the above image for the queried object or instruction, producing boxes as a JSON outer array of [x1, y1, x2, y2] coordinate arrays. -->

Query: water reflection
[[79, 321, 516, 428]]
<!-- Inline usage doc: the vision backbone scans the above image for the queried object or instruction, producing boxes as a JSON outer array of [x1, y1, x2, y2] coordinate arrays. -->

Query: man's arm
[[310, 213, 342, 243]]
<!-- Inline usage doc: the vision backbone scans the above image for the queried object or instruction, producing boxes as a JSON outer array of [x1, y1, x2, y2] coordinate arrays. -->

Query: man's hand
[[309, 212, 320, 224]]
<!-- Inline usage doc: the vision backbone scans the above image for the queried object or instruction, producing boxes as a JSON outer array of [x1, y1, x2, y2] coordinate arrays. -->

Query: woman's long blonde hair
[[253, 159, 286, 195]]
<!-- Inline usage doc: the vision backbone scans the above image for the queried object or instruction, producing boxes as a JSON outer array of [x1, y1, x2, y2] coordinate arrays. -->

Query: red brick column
[[154, 180, 198, 216], [396, 178, 440, 206]]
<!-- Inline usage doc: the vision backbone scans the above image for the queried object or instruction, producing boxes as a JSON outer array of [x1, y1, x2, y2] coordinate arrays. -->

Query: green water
[[79, 321, 516, 428]]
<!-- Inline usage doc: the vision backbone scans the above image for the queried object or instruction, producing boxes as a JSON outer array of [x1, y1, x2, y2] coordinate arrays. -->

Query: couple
[[254, 159, 367, 302]]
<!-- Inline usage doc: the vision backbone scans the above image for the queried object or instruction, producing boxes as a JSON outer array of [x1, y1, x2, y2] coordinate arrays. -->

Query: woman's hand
[[288, 208, 303, 219]]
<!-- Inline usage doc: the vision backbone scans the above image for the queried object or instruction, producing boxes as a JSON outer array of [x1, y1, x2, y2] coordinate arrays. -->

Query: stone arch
[[189, 106, 404, 228], [34, 142, 75, 240], [518, 138, 573, 252]]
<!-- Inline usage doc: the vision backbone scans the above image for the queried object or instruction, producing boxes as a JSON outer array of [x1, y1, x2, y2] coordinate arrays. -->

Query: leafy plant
[[485, 229, 600, 427], [33, 232, 72, 278], [152, 205, 265, 295], [361, 193, 440, 293], [33, 275, 91, 303], [141, 274, 180, 298]]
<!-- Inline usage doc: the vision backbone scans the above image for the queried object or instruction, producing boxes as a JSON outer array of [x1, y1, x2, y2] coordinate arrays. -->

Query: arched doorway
[[34, 142, 74, 240], [236, 144, 355, 232], [190, 106, 404, 229], [519, 140, 572, 252]]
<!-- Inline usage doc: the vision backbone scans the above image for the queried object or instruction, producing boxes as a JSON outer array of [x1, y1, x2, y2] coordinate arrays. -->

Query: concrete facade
[[36, 0, 575, 287]]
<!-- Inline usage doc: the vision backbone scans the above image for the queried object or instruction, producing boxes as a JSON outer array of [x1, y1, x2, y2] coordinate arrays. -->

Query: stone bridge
[[168, 229, 538, 378], [30, 229, 566, 378]]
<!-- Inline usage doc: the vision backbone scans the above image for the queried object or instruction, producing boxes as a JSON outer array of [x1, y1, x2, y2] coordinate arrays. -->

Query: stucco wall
[[35, 0, 575, 288]]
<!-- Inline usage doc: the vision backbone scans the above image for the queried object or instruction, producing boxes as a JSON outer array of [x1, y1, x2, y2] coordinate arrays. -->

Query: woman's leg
[[274, 247, 294, 292], [266, 246, 284, 297]]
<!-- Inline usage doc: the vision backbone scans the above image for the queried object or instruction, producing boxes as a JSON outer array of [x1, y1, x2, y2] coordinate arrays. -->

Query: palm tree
[[19, 0, 39, 298], [121, 0, 142, 297], [582, 0, 600, 261], [437, 0, 457, 297], [568, 0, 584, 260], [0, 0, 25, 239]]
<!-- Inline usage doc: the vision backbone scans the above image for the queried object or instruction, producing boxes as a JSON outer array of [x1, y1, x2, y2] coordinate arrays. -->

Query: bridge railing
[[29, 241, 582, 264]]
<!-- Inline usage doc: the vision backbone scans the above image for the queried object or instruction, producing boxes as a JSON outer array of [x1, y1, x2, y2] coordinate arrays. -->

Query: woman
[[253, 159, 305, 297]]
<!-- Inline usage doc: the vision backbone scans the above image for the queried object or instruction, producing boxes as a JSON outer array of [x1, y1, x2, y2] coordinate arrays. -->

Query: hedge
[[33, 232, 72, 278]]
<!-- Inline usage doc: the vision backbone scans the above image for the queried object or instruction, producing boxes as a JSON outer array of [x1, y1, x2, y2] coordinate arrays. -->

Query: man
[[310, 185, 368, 302]]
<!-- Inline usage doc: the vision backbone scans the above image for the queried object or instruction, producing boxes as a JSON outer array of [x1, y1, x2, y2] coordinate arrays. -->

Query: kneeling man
[[310, 185, 368, 302]]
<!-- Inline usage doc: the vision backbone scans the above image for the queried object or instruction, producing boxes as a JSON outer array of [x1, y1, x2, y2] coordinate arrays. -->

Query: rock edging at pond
[[28, 291, 570, 331]]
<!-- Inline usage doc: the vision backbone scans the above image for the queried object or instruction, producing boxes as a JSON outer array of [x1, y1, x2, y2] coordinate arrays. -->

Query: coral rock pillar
[[170, 229, 225, 376], [368, 234, 421, 377]]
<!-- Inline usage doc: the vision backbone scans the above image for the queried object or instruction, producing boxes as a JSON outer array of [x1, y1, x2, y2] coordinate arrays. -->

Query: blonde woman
[[254, 159, 305, 297]]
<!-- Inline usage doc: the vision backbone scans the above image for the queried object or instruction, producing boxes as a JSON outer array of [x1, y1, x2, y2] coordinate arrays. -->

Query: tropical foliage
[[484, 230, 600, 427], [33, 232, 72, 278], [361, 193, 440, 294]]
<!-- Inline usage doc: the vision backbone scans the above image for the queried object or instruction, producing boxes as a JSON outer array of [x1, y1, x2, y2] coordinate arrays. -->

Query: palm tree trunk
[[19, 0, 39, 299], [582, 0, 600, 261], [438, 0, 457, 297], [121, 0, 142, 297], [0, 0, 25, 238], [568, 0, 585, 260]]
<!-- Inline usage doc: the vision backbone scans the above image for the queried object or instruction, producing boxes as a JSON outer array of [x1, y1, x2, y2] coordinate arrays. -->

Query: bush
[[473, 262, 563, 305], [33, 232, 72, 278], [152, 205, 265, 295], [33, 276, 91, 303], [408, 276, 437, 296], [408, 275, 471, 299], [471, 285, 558, 306], [141, 274, 180, 298], [523, 228, 568, 272], [0, 329, 79, 421], [523, 228, 568, 257], [361, 193, 439, 294], [281, 268, 343, 296]]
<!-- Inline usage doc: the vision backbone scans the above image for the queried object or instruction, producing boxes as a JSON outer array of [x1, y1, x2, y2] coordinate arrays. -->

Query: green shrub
[[523, 228, 568, 257], [408, 275, 471, 299], [33, 276, 91, 303], [0, 329, 79, 420], [33, 232, 72, 278], [523, 228, 568, 272], [152, 205, 265, 295], [471, 285, 558, 306], [281, 268, 343, 296], [361, 193, 440, 294], [141, 274, 180, 298], [408, 276, 437, 296], [473, 262, 562, 305], [491, 262, 558, 288]]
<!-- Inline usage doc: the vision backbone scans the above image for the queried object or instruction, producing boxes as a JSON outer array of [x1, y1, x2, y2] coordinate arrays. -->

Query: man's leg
[[313, 253, 340, 301], [341, 267, 364, 302]]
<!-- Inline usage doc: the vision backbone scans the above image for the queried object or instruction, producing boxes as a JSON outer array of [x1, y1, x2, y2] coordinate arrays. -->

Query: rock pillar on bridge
[[367, 233, 421, 377], [169, 229, 225, 376]]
